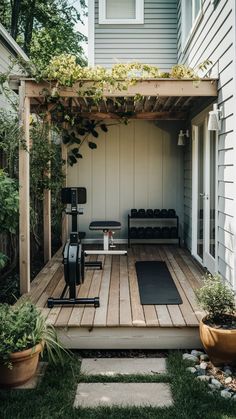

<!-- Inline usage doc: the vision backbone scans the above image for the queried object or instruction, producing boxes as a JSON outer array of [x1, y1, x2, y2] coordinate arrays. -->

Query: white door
[[192, 113, 217, 274]]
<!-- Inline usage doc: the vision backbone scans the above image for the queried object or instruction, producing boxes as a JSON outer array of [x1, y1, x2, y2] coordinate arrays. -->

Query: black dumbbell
[[162, 227, 170, 238], [137, 227, 145, 238], [138, 209, 146, 218], [154, 209, 161, 218], [153, 227, 162, 238], [144, 227, 154, 239], [170, 227, 178, 238], [160, 209, 168, 218], [146, 209, 154, 218], [130, 227, 138, 238], [131, 209, 138, 218], [168, 209, 176, 218]]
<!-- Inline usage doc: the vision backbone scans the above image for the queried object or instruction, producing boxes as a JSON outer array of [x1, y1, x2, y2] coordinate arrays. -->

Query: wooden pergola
[[17, 78, 218, 294]]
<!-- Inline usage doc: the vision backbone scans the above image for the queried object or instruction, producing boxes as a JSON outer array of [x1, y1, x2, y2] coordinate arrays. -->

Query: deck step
[[74, 382, 173, 408], [80, 357, 167, 376]]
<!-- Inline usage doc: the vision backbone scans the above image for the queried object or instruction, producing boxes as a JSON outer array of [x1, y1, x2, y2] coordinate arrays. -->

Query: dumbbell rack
[[127, 212, 180, 248]]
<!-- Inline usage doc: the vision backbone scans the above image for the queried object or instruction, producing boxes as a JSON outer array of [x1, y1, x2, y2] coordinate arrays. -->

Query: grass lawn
[[0, 352, 236, 419]]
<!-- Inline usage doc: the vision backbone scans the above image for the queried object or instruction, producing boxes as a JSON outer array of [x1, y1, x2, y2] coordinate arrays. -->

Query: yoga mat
[[135, 261, 182, 305]]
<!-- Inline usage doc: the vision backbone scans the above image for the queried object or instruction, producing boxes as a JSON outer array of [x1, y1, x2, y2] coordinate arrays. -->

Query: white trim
[[191, 106, 218, 274], [0, 23, 29, 61], [232, 0, 236, 290], [99, 0, 144, 25], [88, 0, 95, 66], [181, 0, 203, 53]]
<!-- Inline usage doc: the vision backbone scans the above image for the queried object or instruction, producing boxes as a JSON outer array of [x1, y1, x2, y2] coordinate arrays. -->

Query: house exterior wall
[[91, 0, 178, 70], [67, 120, 184, 240], [177, 0, 235, 287]]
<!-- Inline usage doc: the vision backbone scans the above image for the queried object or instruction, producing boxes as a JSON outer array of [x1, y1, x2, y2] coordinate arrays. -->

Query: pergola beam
[[24, 79, 218, 99]]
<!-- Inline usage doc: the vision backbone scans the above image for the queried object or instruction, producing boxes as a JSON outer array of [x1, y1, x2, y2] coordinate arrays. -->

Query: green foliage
[[195, 273, 235, 323], [0, 0, 87, 68], [0, 170, 19, 235], [0, 302, 68, 368], [0, 253, 8, 269], [0, 110, 22, 177]]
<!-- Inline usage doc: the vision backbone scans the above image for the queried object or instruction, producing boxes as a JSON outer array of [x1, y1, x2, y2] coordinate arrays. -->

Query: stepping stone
[[80, 358, 167, 376], [74, 383, 173, 408]]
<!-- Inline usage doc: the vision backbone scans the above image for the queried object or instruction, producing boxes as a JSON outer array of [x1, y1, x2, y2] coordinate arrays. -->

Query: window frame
[[181, 0, 203, 51], [99, 0, 144, 25]]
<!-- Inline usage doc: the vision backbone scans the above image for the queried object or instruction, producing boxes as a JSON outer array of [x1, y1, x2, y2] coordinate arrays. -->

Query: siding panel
[[94, 0, 178, 70], [178, 0, 235, 284]]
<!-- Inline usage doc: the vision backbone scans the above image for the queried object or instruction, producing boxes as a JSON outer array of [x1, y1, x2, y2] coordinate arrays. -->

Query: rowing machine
[[47, 187, 100, 308]]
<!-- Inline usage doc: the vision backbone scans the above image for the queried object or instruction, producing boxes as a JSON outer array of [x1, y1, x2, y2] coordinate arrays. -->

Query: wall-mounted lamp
[[208, 103, 222, 131], [177, 129, 189, 146]]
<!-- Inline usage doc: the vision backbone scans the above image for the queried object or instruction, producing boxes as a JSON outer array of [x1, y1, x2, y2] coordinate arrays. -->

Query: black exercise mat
[[135, 261, 182, 305]]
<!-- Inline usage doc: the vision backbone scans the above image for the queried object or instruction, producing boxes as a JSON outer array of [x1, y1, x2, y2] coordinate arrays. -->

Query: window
[[99, 0, 144, 24], [181, 0, 202, 48]]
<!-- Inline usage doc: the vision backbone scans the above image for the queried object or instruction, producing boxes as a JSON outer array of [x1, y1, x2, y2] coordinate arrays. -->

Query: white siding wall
[[67, 120, 184, 240], [0, 42, 22, 109], [177, 0, 235, 286], [94, 0, 178, 70]]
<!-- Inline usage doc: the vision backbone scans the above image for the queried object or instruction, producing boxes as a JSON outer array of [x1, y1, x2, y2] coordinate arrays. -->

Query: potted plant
[[0, 301, 67, 387], [195, 273, 236, 366]]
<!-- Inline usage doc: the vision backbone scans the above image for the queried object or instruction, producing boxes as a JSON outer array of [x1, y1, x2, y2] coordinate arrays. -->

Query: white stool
[[85, 221, 127, 255]]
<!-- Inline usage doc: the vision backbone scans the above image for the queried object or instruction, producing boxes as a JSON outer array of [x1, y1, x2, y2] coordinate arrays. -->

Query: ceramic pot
[[199, 316, 236, 366], [0, 342, 43, 387]]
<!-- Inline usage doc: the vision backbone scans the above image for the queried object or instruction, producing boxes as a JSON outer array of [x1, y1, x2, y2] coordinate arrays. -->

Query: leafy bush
[[0, 170, 19, 235], [195, 274, 235, 323], [0, 302, 68, 368]]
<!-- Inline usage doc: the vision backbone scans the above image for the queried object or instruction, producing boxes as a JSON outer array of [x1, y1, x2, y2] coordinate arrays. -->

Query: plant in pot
[[0, 301, 68, 387], [195, 273, 236, 366]]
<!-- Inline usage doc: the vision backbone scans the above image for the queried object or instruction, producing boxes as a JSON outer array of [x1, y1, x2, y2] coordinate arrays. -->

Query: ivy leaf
[[71, 147, 79, 155], [62, 134, 71, 144], [100, 124, 108, 132], [74, 138, 81, 145], [88, 141, 97, 149], [91, 130, 98, 138], [68, 155, 77, 166], [77, 128, 86, 136]]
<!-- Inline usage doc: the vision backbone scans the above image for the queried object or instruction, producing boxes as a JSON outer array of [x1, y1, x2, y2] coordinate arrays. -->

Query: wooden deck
[[17, 245, 205, 349]]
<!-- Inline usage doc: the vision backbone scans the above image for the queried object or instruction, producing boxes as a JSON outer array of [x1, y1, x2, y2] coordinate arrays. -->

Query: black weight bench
[[85, 221, 127, 255]]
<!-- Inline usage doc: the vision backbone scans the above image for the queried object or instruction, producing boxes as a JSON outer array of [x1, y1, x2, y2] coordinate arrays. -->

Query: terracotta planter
[[0, 342, 43, 388], [200, 316, 236, 366]]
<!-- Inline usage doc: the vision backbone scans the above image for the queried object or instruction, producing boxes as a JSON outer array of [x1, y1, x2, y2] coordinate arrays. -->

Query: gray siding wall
[[94, 0, 178, 70], [177, 0, 235, 286]]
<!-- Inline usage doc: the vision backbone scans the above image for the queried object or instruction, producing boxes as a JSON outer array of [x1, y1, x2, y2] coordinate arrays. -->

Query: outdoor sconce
[[208, 104, 222, 131], [177, 129, 189, 146]]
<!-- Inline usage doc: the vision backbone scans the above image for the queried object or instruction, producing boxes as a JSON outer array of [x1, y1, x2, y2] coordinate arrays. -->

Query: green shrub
[[195, 274, 235, 323]]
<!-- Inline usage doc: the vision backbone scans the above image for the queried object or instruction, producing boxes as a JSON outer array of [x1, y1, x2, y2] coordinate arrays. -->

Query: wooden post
[[19, 82, 31, 294], [43, 112, 52, 263]]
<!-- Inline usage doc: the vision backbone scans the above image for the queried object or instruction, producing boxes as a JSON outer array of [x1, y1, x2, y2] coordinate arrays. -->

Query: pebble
[[208, 384, 217, 391], [200, 354, 209, 362], [232, 395, 236, 401], [197, 375, 211, 382], [183, 354, 199, 363], [211, 379, 222, 389], [199, 362, 208, 375], [225, 376, 233, 384], [224, 368, 233, 376], [195, 365, 201, 370], [191, 350, 204, 358], [186, 367, 196, 374], [221, 389, 232, 399]]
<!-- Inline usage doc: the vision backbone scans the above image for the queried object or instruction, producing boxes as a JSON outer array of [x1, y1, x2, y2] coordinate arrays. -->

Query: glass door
[[192, 114, 217, 274]]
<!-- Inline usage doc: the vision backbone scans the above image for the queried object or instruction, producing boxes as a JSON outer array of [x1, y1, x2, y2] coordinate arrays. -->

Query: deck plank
[[36, 265, 64, 308], [162, 246, 205, 322], [119, 254, 132, 326], [161, 250, 199, 327], [68, 255, 101, 326], [128, 247, 146, 327], [93, 255, 112, 327], [80, 256, 103, 327], [107, 255, 120, 326]]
